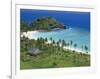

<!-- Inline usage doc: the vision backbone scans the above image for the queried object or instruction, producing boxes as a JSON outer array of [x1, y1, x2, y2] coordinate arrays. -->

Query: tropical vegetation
[[20, 36, 90, 69]]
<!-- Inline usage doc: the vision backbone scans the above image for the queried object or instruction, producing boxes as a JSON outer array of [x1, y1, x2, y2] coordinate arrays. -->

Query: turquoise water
[[30, 27, 90, 52]]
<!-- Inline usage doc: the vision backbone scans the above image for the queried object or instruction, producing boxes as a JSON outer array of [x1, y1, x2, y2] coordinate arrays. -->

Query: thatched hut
[[28, 48, 41, 56]]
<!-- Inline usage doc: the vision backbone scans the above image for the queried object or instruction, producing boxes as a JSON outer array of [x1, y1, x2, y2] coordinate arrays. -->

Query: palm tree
[[62, 40, 66, 47], [70, 40, 73, 46], [58, 39, 61, 47], [56, 41, 60, 47], [56, 41, 61, 53], [58, 39, 61, 43], [52, 40, 55, 45], [44, 37, 48, 42], [74, 43, 77, 49], [50, 37, 53, 42], [84, 45, 88, 52], [38, 37, 44, 49]]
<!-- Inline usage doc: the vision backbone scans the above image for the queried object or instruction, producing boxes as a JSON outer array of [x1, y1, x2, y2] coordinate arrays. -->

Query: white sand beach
[[45, 40, 89, 54], [46, 41, 89, 54], [21, 31, 90, 54], [63, 46, 89, 54], [21, 31, 39, 40]]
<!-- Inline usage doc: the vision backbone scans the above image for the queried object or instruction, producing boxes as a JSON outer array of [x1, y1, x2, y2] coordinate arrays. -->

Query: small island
[[21, 16, 67, 32]]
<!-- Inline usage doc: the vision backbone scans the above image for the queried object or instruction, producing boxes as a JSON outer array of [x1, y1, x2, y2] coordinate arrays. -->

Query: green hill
[[21, 16, 66, 32]]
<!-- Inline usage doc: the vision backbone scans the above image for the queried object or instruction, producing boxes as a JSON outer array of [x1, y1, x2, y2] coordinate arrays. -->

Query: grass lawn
[[20, 40, 90, 69]]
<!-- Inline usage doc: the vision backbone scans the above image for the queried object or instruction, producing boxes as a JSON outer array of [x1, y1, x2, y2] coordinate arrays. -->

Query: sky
[[20, 9, 90, 31]]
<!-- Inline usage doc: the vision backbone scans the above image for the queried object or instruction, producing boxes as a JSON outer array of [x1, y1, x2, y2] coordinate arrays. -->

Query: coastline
[[46, 40, 90, 54], [21, 31, 39, 39], [63, 46, 90, 54], [21, 31, 90, 54]]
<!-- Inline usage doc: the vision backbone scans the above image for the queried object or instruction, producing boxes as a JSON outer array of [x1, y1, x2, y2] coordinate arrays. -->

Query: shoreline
[[46, 40, 90, 54], [21, 28, 67, 39], [21, 31, 90, 55], [21, 31, 39, 39], [63, 46, 90, 54]]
